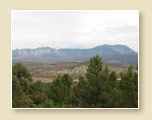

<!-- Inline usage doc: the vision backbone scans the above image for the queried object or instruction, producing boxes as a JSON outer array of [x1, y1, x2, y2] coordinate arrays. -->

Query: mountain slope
[[12, 44, 138, 64]]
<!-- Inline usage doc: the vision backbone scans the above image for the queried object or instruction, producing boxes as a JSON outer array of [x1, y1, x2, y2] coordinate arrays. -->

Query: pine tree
[[72, 75, 88, 107], [49, 74, 73, 106], [85, 55, 103, 107], [119, 65, 138, 108]]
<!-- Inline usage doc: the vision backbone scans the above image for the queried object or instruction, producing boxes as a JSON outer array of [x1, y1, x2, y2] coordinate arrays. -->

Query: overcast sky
[[11, 10, 139, 52]]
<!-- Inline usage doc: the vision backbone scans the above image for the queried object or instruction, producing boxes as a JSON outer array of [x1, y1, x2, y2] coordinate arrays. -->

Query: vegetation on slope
[[12, 55, 138, 108]]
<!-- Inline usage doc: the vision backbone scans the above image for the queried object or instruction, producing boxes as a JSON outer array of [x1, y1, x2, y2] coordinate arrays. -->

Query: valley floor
[[24, 61, 135, 83]]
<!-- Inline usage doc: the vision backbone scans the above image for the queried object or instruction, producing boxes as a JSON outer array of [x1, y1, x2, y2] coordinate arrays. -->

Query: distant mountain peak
[[12, 44, 138, 64]]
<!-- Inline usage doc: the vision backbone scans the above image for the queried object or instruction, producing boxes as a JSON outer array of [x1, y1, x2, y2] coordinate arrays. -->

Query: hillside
[[12, 44, 138, 64]]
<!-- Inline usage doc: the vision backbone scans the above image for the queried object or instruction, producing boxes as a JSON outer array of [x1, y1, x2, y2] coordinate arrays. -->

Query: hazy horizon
[[12, 10, 139, 52], [12, 44, 138, 53]]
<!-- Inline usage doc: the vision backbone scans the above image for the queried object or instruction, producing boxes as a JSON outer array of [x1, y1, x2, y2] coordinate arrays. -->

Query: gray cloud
[[11, 10, 139, 52]]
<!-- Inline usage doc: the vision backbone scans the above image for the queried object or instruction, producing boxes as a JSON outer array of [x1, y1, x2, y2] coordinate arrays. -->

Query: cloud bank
[[11, 10, 139, 52]]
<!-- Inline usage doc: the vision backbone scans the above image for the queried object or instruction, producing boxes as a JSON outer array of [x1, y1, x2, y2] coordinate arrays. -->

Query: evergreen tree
[[13, 63, 32, 82], [29, 81, 48, 105], [12, 63, 35, 108], [12, 59, 138, 108], [48, 74, 73, 107], [119, 65, 138, 108], [72, 75, 88, 107], [85, 55, 103, 107]]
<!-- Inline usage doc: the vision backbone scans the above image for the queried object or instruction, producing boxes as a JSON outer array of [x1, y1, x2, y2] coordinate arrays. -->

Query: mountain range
[[12, 44, 138, 64]]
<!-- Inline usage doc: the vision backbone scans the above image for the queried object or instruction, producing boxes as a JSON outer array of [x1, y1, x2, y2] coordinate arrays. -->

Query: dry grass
[[26, 61, 134, 83], [32, 77, 53, 83]]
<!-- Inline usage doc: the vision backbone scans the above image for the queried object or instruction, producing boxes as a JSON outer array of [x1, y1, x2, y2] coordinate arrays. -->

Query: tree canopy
[[12, 55, 138, 108]]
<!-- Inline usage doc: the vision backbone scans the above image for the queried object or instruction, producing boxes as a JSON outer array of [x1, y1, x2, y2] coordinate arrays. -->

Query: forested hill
[[12, 44, 138, 64], [12, 55, 138, 108]]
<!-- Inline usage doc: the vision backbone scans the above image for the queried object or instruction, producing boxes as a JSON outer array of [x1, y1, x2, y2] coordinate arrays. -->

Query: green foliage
[[12, 74, 22, 98], [19, 77, 30, 94], [12, 70, 35, 108], [29, 81, 49, 105], [38, 99, 54, 108], [12, 63, 51, 108], [12, 56, 138, 108], [119, 65, 138, 108], [48, 74, 73, 106], [72, 55, 138, 108], [13, 63, 32, 82], [72, 75, 88, 107], [86, 55, 103, 82], [76, 56, 111, 107]]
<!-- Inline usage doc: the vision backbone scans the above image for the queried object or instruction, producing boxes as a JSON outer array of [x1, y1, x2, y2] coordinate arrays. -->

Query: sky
[[11, 10, 139, 52]]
